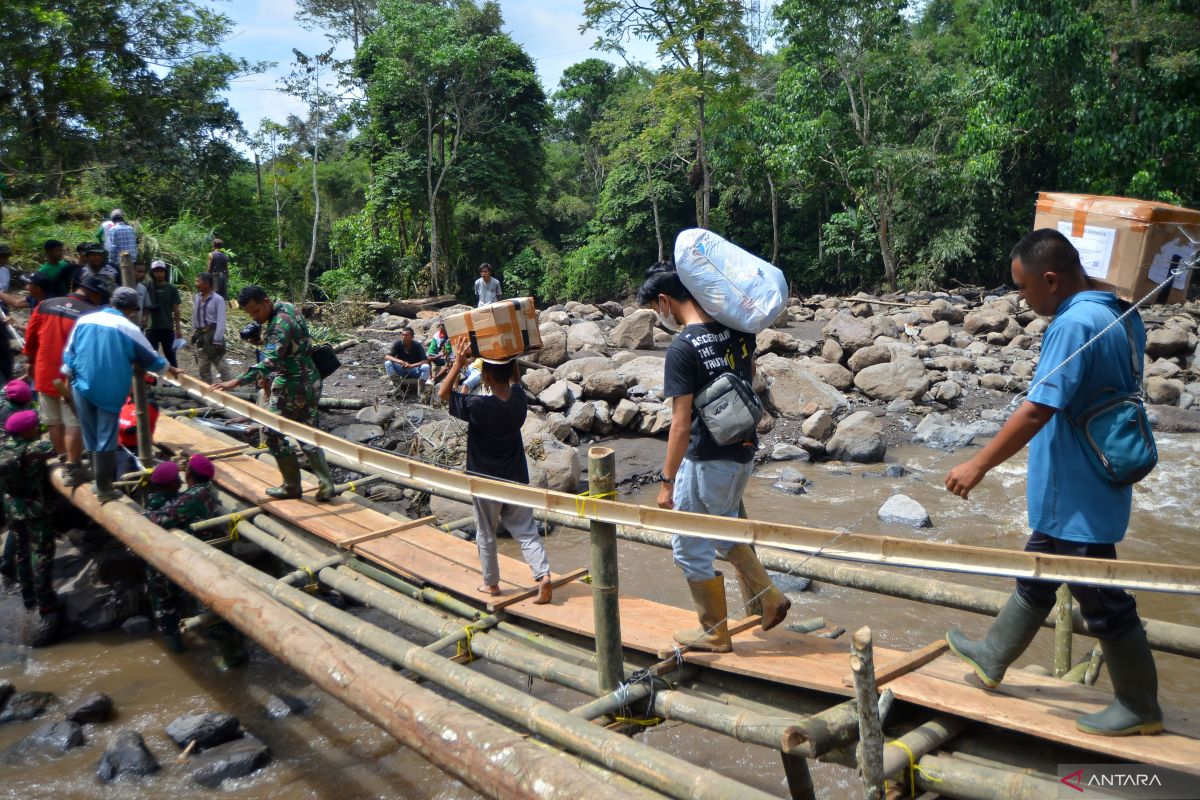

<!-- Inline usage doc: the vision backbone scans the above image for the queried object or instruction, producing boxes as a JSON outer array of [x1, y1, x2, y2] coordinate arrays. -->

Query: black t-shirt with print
[[448, 389, 530, 483], [662, 321, 758, 463]]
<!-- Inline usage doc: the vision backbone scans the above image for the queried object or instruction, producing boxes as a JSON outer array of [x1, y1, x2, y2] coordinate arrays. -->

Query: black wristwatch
[[658, 471, 675, 484]]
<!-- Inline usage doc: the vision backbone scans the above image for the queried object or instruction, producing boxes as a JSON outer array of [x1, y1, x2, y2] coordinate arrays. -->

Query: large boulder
[[609, 309, 657, 350], [878, 495, 932, 528], [963, 308, 1013, 337], [189, 734, 271, 789], [637, 403, 673, 435], [0, 691, 53, 724], [914, 412, 980, 450], [526, 433, 581, 493], [756, 329, 801, 356], [531, 327, 568, 368], [822, 312, 875, 353], [567, 321, 608, 353], [566, 401, 596, 433], [821, 338, 844, 364], [523, 368, 555, 396], [592, 400, 613, 435], [800, 409, 834, 441], [826, 410, 886, 463], [929, 299, 965, 324], [1146, 327, 1192, 359], [553, 356, 616, 383], [537, 381, 573, 412], [806, 360, 854, 391], [582, 370, 629, 403], [847, 344, 892, 373], [165, 712, 240, 751], [66, 692, 113, 724], [355, 405, 394, 426], [612, 399, 640, 429], [756, 354, 848, 416], [1146, 377, 1184, 405], [96, 731, 159, 781], [920, 320, 952, 345], [616, 356, 667, 396], [330, 423, 383, 444], [853, 358, 930, 402]]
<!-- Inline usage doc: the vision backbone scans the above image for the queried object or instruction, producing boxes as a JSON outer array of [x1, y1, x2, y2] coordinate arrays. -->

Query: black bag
[[693, 371, 763, 446], [310, 344, 341, 379]]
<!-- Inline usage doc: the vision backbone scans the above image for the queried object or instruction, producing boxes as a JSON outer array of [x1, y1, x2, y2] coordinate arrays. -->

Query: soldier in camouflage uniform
[[212, 285, 337, 501], [0, 380, 36, 583], [0, 410, 61, 646]]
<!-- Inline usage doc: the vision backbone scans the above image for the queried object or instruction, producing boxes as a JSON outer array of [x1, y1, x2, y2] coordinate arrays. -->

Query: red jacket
[[23, 293, 97, 396]]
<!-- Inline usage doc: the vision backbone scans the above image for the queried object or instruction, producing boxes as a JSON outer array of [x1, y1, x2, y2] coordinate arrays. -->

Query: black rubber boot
[[266, 454, 303, 500], [304, 448, 339, 502], [1076, 627, 1163, 736], [31, 606, 62, 648], [91, 451, 121, 502], [947, 592, 1046, 688]]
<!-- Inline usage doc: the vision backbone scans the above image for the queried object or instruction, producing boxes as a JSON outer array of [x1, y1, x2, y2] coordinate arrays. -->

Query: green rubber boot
[[947, 592, 1046, 688], [304, 448, 339, 502], [1076, 627, 1163, 736], [266, 454, 303, 499]]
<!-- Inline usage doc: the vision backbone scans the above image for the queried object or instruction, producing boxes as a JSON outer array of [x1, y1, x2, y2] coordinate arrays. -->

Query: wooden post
[[850, 626, 885, 800], [1055, 585, 1073, 678], [588, 446, 624, 694], [119, 252, 154, 464]]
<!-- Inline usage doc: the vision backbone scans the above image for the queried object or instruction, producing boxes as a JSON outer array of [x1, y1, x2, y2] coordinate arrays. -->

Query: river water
[[2, 434, 1197, 798]]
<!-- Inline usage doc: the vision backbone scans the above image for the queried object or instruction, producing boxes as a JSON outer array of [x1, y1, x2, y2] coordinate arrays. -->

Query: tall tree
[[583, 0, 754, 229], [296, 0, 380, 51]]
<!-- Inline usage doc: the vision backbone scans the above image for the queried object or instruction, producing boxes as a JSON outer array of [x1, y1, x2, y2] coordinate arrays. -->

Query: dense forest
[[2, 0, 1198, 303]]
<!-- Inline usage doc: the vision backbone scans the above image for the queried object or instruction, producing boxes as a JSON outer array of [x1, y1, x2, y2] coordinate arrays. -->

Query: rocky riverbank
[[318, 290, 1200, 503]]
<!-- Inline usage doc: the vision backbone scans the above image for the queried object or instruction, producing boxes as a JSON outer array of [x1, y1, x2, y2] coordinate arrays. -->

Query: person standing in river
[[211, 286, 337, 502], [637, 262, 790, 654], [944, 228, 1160, 737]]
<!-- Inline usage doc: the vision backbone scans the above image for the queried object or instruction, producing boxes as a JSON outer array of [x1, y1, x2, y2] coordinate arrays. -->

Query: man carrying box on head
[[944, 229, 1160, 737], [438, 336, 552, 605]]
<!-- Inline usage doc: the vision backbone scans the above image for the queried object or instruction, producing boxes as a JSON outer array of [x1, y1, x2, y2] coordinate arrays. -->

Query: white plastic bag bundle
[[674, 228, 787, 334]]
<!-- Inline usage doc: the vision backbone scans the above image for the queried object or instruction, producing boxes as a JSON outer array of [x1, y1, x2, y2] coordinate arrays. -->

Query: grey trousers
[[472, 497, 550, 587], [197, 343, 232, 383]]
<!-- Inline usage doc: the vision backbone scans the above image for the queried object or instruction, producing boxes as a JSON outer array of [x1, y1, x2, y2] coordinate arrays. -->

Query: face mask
[[656, 299, 679, 332]]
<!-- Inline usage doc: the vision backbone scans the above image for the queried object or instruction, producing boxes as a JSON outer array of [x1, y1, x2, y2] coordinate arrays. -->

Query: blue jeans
[[74, 393, 120, 453], [386, 362, 430, 380], [671, 458, 754, 581]]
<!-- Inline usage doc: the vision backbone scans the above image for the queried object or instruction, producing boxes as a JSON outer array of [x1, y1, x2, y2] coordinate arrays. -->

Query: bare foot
[[478, 584, 501, 596], [533, 577, 552, 605]]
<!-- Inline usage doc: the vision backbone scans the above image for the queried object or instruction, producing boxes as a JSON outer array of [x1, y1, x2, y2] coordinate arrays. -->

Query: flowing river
[[2, 434, 1197, 799]]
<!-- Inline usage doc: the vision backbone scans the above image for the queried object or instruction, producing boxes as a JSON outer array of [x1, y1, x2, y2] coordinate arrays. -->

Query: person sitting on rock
[[636, 262, 790, 654], [0, 410, 61, 647], [385, 326, 432, 386], [426, 320, 454, 383], [438, 337, 553, 604]]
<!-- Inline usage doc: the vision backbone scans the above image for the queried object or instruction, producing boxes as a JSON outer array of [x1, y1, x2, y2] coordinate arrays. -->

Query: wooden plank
[[486, 568, 589, 611], [842, 639, 949, 688], [727, 616, 764, 638], [340, 516, 438, 549]]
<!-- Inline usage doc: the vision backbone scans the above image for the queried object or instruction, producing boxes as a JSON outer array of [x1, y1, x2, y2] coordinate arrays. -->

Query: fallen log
[[367, 295, 457, 317]]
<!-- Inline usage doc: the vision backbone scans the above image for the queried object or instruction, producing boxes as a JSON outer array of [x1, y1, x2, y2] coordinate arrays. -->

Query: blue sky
[[208, 0, 660, 138]]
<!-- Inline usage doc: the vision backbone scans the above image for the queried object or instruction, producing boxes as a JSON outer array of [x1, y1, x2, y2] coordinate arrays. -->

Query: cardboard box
[[1033, 192, 1200, 304], [443, 297, 542, 361]]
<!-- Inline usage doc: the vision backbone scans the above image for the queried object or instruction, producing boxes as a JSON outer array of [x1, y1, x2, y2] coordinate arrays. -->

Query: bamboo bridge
[[49, 373, 1200, 800]]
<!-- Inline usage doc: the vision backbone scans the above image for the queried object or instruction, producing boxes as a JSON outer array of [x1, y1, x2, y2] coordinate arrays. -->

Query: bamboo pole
[[881, 716, 967, 783], [163, 373, 1200, 595], [1055, 585, 1073, 678], [588, 446, 623, 694], [168, 520, 778, 800], [50, 476, 622, 800], [913, 753, 1062, 800], [120, 252, 154, 464], [850, 627, 885, 800], [313, 447, 1200, 659], [780, 753, 816, 800], [1084, 644, 1105, 686]]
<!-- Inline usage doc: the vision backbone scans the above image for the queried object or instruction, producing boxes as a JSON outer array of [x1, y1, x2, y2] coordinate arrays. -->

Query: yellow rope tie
[[228, 513, 243, 542], [188, 408, 198, 418], [347, 481, 357, 495], [135, 468, 153, 489], [612, 716, 664, 727], [885, 739, 941, 798], [455, 625, 477, 663], [301, 565, 318, 593], [574, 488, 616, 518]]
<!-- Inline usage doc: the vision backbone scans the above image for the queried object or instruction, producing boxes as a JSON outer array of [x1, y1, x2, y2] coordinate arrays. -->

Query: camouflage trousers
[[264, 384, 321, 460], [13, 518, 56, 613], [145, 566, 234, 640]]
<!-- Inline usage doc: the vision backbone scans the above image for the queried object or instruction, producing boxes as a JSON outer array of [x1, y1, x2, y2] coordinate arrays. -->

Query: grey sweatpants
[[472, 497, 549, 587]]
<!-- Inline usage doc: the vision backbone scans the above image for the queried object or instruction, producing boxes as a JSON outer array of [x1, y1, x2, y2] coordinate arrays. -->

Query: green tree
[[583, 0, 754, 229]]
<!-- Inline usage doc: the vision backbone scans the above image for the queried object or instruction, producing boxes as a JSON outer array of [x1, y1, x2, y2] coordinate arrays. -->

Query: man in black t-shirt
[[207, 239, 230, 300], [438, 337, 553, 604], [385, 327, 432, 384], [638, 262, 790, 653]]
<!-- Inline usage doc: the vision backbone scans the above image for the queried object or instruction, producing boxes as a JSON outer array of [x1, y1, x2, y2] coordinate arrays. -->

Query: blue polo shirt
[[1025, 291, 1145, 544]]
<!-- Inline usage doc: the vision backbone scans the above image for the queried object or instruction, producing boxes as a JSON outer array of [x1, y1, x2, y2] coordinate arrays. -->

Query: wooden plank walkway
[[154, 416, 1200, 774]]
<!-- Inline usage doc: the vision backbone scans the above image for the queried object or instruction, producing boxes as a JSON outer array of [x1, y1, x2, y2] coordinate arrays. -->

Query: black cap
[[78, 271, 112, 298], [27, 272, 55, 290]]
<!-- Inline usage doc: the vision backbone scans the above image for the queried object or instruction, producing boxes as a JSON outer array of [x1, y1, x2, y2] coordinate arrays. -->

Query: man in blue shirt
[[943, 228, 1160, 737]]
